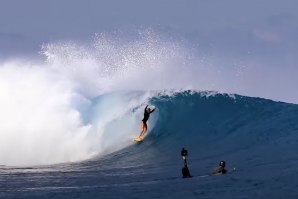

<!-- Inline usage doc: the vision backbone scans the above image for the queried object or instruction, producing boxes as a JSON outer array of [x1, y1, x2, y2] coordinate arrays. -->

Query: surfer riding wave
[[138, 105, 155, 138]]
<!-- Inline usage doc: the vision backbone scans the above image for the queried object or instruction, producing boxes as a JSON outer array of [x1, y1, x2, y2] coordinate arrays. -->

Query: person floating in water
[[138, 105, 155, 138], [212, 160, 227, 175], [181, 147, 192, 178]]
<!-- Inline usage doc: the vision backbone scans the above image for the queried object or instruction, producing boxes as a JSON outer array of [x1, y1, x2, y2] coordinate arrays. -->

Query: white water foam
[[0, 62, 153, 166]]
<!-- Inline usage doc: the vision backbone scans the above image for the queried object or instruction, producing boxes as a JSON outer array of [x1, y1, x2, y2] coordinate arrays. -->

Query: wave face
[[152, 91, 298, 149], [119, 91, 298, 166], [1, 91, 298, 199]]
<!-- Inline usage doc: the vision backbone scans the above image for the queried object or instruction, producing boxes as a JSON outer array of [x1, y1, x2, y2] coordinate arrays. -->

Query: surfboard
[[134, 136, 144, 142]]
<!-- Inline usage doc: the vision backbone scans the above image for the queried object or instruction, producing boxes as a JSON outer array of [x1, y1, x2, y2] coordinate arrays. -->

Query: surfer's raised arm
[[144, 105, 148, 111]]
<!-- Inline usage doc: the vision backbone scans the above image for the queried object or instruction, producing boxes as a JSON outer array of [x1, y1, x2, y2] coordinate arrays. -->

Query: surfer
[[212, 160, 227, 175], [138, 105, 155, 138], [181, 147, 192, 178]]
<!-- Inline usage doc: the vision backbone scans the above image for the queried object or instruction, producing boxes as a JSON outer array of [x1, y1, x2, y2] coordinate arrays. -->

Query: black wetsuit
[[142, 105, 154, 122], [181, 148, 192, 178], [182, 164, 192, 178]]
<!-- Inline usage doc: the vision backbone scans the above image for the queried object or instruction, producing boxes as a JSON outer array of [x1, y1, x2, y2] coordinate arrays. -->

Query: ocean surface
[[1, 90, 298, 199]]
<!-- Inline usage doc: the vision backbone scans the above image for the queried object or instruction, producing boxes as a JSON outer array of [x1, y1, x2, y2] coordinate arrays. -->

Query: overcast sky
[[1, 0, 297, 56], [0, 0, 297, 102]]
